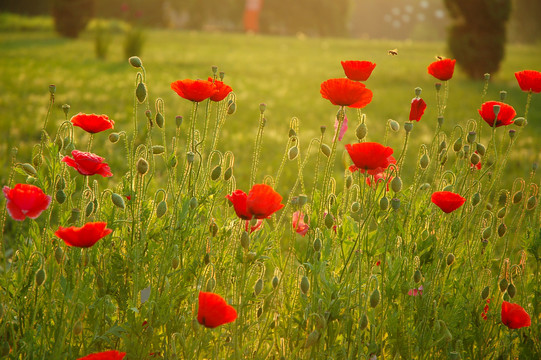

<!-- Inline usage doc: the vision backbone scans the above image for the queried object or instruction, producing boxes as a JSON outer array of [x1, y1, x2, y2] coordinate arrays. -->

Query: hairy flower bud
[[136, 81, 147, 103], [320, 144, 331, 157], [419, 153, 429, 169], [300, 276, 310, 295], [56, 190, 67, 204], [137, 158, 149, 175], [241, 231, 250, 250], [467, 131, 476, 144], [156, 200, 167, 218], [379, 197, 389, 211], [129, 56, 142, 68], [288, 146, 299, 160], [35, 268, 46, 286], [391, 177, 402, 193], [254, 278, 264, 296], [498, 222, 507, 237], [446, 253, 455, 266], [389, 119, 400, 132], [370, 288, 381, 308], [356, 123, 367, 140], [476, 143, 486, 156], [211, 165, 222, 181], [481, 286, 489, 300], [111, 193, 126, 209]]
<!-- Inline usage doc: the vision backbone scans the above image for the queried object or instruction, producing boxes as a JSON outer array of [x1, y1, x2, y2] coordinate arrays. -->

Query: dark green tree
[[444, 0, 512, 79], [52, 0, 95, 38]]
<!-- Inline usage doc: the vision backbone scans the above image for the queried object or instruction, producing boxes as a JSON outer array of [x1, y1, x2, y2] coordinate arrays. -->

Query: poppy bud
[[324, 212, 334, 229], [55, 190, 67, 204], [369, 288, 381, 308], [211, 65, 218, 74], [259, 103, 266, 114], [203, 253, 210, 265], [507, 283, 516, 298], [437, 116, 444, 127], [391, 177, 402, 193], [404, 122, 413, 133], [481, 286, 490, 300], [513, 117, 525, 127], [304, 330, 320, 348], [379, 197, 389, 211], [219, 71, 225, 81], [527, 196, 537, 210], [313, 237, 322, 252], [463, 144, 470, 154], [85, 201, 94, 217], [168, 155, 177, 169], [152, 112, 164, 128], [298, 194, 308, 206], [35, 268, 46, 286], [414, 269, 422, 283], [419, 183, 430, 191], [136, 82, 147, 103], [62, 103, 70, 116], [472, 192, 481, 206], [206, 277, 216, 292], [300, 276, 310, 295], [241, 231, 250, 250], [439, 140, 447, 153], [439, 151, 447, 165], [508, 129, 516, 140], [109, 132, 120, 143], [129, 56, 142, 68], [288, 128, 297, 138], [288, 146, 299, 160], [111, 193, 125, 209], [175, 115, 183, 128], [476, 143, 486, 156], [446, 253, 455, 266], [391, 198, 400, 211], [453, 138, 462, 152], [497, 207, 506, 219], [512, 191, 523, 204], [419, 154, 429, 169], [467, 131, 476, 144], [189, 196, 198, 209], [137, 158, 149, 175], [389, 119, 400, 132], [33, 154, 42, 167], [498, 192, 507, 206], [499, 90, 507, 101], [481, 227, 492, 241], [26, 176, 36, 184], [435, 82, 442, 91], [442, 185, 453, 192], [484, 73, 491, 81], [21, 163, 38, 177], [320, 144, 331, 157], [156, 200, 167, 218], [223, 167, 233, 181], [171, 256, 180, 269], [346, 175, 353, 189], [186, 152, 195, 164], [254, 278, 263, 296], [272, 275, 279, 289], [498, 223, 507, 237], [492, 104, 501, 118], [54, 136, 63, 150], [351, 201, 361, 212], [211, 165, 222, 181], [54, 246, 64, 264], [360, 313, 368, 330], [356, 123, 367, 140], [414, 87, 422, 97], [320, 126, 326, 135], [499, 278, 508, 292], [152, 145, 165, 155]]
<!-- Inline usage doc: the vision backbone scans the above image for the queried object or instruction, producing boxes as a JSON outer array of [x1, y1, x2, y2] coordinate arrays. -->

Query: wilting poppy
[[431, 191, 466, 213], [226, 190, 252, 220], [408, 285, 423, 297], [62, 150, 113, 177], [501, 301, 531, 329], [320, 78, 373, 108], [71, 113, 114, 134], [208, 77, 233, 102], [197, 291, 237, 328], [409, 97, 427, 122], [292, 211, 309, 236], [55, 222, 113, 248], [247, 184, 284, 219], [478, 101, 516, 128], [334, 113, 348, 141], [514, 70, 541, 93], [341, 60, 376, 82], [77, 350, 126, 360], [3, 184, 51, 221], [427, 58, 456, 81], [346, 142, 396, 176], [170, 79, 218, 102]]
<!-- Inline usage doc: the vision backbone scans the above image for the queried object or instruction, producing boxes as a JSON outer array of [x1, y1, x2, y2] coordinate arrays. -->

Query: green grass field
[[1, 29, 540, 189]]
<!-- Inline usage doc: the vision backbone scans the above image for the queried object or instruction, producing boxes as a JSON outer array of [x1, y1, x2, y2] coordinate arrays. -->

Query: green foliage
[[52, 0, 95, 38]]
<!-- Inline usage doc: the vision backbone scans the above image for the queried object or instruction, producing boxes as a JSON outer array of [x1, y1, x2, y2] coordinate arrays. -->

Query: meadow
[[0, 25, 540, 359]]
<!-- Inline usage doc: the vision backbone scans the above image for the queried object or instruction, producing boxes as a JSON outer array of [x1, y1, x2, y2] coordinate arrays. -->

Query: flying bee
[[436, 55, 444, 60], [388, 48, 398, 56]]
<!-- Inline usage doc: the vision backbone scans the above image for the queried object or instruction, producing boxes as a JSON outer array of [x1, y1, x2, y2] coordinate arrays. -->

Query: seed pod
[[391, 177, 402, 193], [470, 152, 480, 166], [109, 132, 120, 143], [171, 256, 180, 269], [137, 158, 149, 175], [21, 163, 38, 177], [313, 237, 322, 252], [527, 196, 537, 210], [324, 212, 334, 229], [369, 288, 381, 308], [351, 201, 360, 212], [35, 268, 46, 286], [513, 117, 525, 126], [389, 120, 400, 132], [129, 56, 142, 68], [446, 253, 455, 266], [391, 198, 400, 211], [168, 155, 177, 168], [288, 146, 299, 160], [155, 113, 164, 128], [345, 175, 353, 189], [414, 269, 422, 283], [227, 101, 236, 115], [453, 138, 462, 152], [272, 276, 279, 289], [85, 201, 94, 217], [481, 227, 492, 241], [206, 277, 216, 292], [304, 329, 320, 348], [512, 191, 523, 204], [156, 200, 167, 218], [320, 144, 331, 157], [356, 123, 367, 140], [136, 82, 147, 103], [472, 192, 481, 206], [298, 195, 308, 206], [360, 313, 368, 330], [497, 207, 506, 219], [254, 278, 263, 296], [498, 223, 507, 237], [152, 145, 165, 155], [224, 167, 233, 181], [467, 131, 476, 144], [481, 286, 490, 300], [73, 320, 83, 335], [507, 283, 516, 298], [186, 152, 195, 163], [476, 143, 486, 156], [240, 231, 250, 250], [379, 197, 389, 211], [56, 190, 67, 204], [189, 196, 198, 209], [211, 165, 222, 181], [54, 246, 64, 264], [111, 193, 125, 209], [300, 276, 310, 295], [419, 154, 429, 169], [499, 278, 508, 293]]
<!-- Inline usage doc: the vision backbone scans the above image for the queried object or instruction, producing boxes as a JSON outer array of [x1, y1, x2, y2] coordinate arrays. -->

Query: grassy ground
[[1, 29, 540, 189]]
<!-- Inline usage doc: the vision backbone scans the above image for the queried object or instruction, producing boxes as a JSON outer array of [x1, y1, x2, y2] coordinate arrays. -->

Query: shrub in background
[[52, 0, 95, 38]]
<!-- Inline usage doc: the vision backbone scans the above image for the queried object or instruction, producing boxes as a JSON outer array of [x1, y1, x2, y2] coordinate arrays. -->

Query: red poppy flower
[[171, 79, 218, 102], [3, 184, 51, 221], [197, 291, 237, 328], [226, 190, 252, 220], [55, 222, 113, 248], [320, 78, 373, 108], [478, 101, 516, 128], [208, 77, 232, 102], [70, 113, 114, 134], [292, 211, 309, 236], [346, 142, 396, 176], [431, 191, 466, 213], [341, 60, 376, 81], [247, 184, 284, 219], [427, 58, 456, 81], [501, 301, 531, 329], [62, 150, 113, 177], [515, 70, 541, 93], [409, 97, 427, 122], [77, 350, 126, 360]]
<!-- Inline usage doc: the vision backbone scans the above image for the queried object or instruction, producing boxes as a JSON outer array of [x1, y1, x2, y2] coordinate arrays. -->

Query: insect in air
[[388, 48, 398, 56]]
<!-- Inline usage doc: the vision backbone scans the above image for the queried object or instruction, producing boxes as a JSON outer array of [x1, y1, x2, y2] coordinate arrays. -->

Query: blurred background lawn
[[1, 25, 540, 191]]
